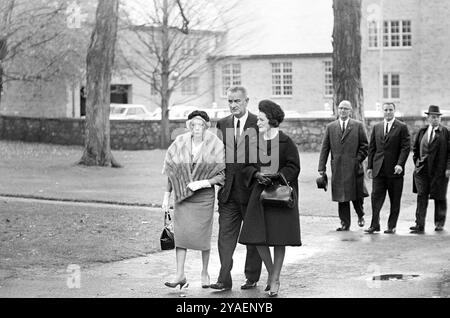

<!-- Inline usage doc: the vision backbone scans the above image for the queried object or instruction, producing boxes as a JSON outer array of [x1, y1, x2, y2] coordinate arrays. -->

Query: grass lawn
[[0, 140, 419, 275], [0, 200, 163, 276]]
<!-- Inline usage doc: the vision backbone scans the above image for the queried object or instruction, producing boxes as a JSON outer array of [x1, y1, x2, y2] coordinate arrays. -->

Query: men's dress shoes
[[384, 228, 396, 234], [409, 225, 424, 233], [358, 217, 365, 227], [209, 282, 232, 291], [364, 226, 380, 234], [240, 280, 257, 290], [336, 226, 350, 231], [435, 225, 444, 232]]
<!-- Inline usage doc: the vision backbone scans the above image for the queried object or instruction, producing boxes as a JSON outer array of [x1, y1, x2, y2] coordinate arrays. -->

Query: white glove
[[162, 191, 171, 212], [187, 180, 211, 191]]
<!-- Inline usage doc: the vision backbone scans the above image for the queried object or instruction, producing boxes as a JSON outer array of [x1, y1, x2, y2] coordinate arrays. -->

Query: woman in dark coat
[[238, 100, 301, 297]]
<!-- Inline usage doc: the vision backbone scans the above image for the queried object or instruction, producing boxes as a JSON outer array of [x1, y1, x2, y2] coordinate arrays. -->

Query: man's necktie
[[341, 122, 345, 134], [235, 119, 241, 141], [429, 129, 434, 143], [385, 123, 389, 137]]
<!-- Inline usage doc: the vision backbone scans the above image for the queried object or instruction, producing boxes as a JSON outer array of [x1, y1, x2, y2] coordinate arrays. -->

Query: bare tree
[[118, 0, 237, 148], [0, 0, 89, 107], [332, 0, 365, 122], [79, 0, 121, 167]]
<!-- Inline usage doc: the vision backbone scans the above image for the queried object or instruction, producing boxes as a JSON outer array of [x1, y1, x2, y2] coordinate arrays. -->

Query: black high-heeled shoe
[[165, 277, 188, 289], [268, 281, 279, 297], [201, 274, 210, 289]]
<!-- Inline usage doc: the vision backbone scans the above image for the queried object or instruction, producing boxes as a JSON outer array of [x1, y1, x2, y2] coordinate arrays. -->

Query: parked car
[[150, 105, 198, 120], [109, 104, 153, 120], [283, 110, 304, 118], [199, 107, 230, 120], [296, 109, 403, 118]]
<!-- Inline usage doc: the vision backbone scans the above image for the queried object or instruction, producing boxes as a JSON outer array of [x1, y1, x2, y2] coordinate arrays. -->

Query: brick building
[[361, 0, 450, 115], [1, 0, 449, 118]]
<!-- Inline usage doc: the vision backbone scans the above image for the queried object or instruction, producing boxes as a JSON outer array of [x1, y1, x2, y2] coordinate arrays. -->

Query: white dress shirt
[[233, 110, 249, 136]]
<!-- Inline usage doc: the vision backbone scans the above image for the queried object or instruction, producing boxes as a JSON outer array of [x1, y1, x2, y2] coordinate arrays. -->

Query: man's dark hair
[[383, 102, 396, 109], [258, 99, 285, 128]]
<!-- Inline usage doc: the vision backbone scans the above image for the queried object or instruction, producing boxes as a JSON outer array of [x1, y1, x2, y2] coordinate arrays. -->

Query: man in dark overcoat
[[318, 100, 369, 231], [210, 86, 262, 291], [365, 102, 410, 234], [410, 105, 450, 233]]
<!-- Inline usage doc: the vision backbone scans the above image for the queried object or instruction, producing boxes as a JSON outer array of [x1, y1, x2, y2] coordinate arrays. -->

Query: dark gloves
[[254, 172, 272, 185]]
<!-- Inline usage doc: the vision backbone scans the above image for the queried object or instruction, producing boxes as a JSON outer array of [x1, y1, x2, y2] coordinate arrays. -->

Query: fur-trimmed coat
[[163, 130, 225, 203]]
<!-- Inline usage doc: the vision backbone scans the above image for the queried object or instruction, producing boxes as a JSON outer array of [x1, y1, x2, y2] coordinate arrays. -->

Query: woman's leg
[[175, 247, 187, 281], [270, 246, 285, 294], [256, 246, 273, 286], [201, 249, 210, 285]]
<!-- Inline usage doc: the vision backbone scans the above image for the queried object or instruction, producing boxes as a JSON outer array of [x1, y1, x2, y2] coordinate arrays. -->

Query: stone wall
[[1, 115, 450, 151]]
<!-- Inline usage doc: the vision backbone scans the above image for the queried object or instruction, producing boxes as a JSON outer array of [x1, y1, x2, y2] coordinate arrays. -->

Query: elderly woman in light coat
[[161, 110, 225, 289]]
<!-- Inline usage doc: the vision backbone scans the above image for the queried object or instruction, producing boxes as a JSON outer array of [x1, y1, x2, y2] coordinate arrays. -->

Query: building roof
[[215, 0, 333, 57]]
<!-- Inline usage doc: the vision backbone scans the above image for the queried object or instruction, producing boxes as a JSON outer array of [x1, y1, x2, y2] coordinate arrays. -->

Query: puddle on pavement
[[372, 274, 420, 281]]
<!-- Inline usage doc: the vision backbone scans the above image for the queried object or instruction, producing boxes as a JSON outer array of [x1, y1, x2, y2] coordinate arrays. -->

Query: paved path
[[1, 198, 449, 298]]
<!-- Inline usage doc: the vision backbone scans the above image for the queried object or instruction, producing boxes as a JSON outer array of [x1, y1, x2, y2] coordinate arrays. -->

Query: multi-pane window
[[222, 64, 241, 96], [183, 36, 198, 56], [368, 21, 379, 48], [382, 20, 412, 48], [181, 77, 199, 95], [324, 61, 333, 96], [368, 20, 411, 48], [272, 62, 293, 96], [151, 81, 158, 96], [383, 73, 400, 99]]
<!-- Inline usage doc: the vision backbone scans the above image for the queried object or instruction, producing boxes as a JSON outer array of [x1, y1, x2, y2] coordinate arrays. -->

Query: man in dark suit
[[210, 86, 262, 291], [410, 105, 450, 233], [318, 100, 369, 231], [365, 103, 410, 234]]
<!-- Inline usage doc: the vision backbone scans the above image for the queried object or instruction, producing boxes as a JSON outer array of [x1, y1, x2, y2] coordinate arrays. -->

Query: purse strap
[[278, 172, 290, 186], [164, 209, 172, 227]]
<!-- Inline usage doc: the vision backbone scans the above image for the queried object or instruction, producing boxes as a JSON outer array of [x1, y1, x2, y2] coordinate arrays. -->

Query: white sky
[[123, 0, 334, 55]]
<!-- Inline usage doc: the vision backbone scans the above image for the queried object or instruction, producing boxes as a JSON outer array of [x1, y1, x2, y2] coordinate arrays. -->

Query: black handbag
[[160, 209, 175, 250], [260, 173, 296, 209]]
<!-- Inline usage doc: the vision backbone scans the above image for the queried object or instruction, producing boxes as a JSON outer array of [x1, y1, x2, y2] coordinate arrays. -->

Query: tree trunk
[[0, 65, 3, 107], [332, 0, 365, 122], [79, 0, 121, 167], [0, 38, 7, 108], [160, 0, 171, 149]]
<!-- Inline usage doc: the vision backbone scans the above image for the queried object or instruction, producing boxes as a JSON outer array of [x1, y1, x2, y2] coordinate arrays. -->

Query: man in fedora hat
[[365, 102, 411, 234], [318, 100, 369, 231], [410, 105, 450, 233]]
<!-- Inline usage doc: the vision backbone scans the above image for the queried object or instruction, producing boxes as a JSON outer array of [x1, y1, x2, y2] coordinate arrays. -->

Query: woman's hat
[[316, 173, 328, 191], [425, 105, 442, 116]]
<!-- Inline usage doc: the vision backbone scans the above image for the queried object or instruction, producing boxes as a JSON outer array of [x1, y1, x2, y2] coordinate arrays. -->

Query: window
[[183, 36, 198, 56], [272, 62, 292, 96], [382, 20, 412, 48], [151, 80, 159, 96], [383, 73, 400, 99], [110, 85, 130, 104], [222, 64, 241, 96], [324, 61, 333, 96], [368, 21, 379, 48], [181, 77, 199, 95]]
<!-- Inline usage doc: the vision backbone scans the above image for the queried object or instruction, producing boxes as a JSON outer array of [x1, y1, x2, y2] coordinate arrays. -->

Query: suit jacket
[[368, 119, 411, 178], [412, 125, 450, 200], [216, 112, 258, 204], [318, 118, 369, 202]]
